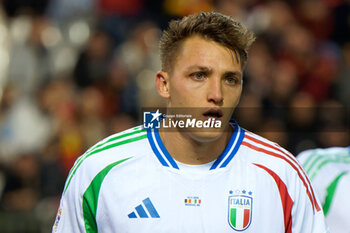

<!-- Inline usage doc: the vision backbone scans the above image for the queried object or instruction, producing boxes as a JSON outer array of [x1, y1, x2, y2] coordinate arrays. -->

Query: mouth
[[202, 108, 223, 120]]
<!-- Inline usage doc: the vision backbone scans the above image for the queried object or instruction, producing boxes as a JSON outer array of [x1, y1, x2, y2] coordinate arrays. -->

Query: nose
[[207, 78, 223, 105]]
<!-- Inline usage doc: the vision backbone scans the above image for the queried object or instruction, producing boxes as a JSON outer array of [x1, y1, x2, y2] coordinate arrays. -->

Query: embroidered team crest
[[228, 190, 253, 231]]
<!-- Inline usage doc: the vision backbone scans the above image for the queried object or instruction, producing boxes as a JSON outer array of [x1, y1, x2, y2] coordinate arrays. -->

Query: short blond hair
[[160, 12, 255, 72]]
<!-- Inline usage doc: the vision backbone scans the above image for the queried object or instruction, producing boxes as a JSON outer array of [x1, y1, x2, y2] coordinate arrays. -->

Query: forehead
[[172, 36, 241, 71]]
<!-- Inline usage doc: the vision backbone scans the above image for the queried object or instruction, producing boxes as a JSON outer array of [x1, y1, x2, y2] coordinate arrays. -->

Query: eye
[[225, 76, 239, 85], [190, 72, 206, 81]]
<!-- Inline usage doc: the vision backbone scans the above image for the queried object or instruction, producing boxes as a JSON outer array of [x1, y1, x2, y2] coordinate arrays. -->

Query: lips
[[203, 108, 223, 119]]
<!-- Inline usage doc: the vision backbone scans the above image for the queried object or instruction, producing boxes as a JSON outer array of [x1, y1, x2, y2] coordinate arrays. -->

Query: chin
[[186, 129, 226, 143]]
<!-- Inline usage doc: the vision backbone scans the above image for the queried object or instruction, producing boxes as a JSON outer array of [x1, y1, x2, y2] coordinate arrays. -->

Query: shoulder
[[63, 125, 148, 193], [79, 125, 147, 166], [296, 146, 350, 189], [240, 130, 322, 212], [297, 146, 350, 163], [241, 130, 306, 177], [84, 125, 147, 156], [240, 130, 306, 183], [241, 130, 295, 167]]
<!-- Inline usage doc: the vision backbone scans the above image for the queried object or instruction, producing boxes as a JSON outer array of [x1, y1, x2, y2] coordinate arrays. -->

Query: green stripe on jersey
[[132, 125, 143, 131], [83, 157, 131, 233], [84, 128, 146, 160], [309, 157, 350, 180], [66, 128, 145, 180], [323, 172, 348, 216], [303, 150, 350, 180], [63, 129, 146, 194], [302, 150, 319, 172], [87, 134, 147, 156]]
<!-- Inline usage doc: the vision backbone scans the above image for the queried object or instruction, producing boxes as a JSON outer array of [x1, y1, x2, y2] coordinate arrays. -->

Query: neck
[[159, 125, 233, 165]]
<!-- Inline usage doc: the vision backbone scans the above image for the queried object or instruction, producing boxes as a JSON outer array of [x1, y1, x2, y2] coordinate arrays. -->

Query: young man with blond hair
[[53, 12, 328, 233]]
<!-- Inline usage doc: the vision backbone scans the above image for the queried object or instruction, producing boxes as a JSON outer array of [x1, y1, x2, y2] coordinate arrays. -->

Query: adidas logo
[[128, 197, 160, 218]]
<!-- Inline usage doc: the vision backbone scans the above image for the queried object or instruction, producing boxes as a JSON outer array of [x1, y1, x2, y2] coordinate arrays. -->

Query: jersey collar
[[146, 120, 245, 170]]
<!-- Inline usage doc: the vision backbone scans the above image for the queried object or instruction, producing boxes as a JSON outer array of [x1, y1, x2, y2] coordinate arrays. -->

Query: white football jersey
[[297, 146, 350, 233], [53, 122, 328, 233]]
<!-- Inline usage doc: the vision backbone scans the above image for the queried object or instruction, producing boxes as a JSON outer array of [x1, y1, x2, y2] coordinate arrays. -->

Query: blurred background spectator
[[0, 0, 348, 232]]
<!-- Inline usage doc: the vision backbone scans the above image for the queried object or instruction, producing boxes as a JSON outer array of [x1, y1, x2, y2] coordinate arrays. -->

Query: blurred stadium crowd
[[0, 0, 348, 232]]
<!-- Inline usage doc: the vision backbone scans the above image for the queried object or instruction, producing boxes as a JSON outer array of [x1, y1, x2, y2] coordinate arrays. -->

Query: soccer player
[[297, 146, 350, 233], [53, 12, 328, 232]]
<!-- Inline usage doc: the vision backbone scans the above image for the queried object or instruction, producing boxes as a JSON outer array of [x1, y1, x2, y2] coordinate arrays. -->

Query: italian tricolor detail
[[228, 194, 253, 231]]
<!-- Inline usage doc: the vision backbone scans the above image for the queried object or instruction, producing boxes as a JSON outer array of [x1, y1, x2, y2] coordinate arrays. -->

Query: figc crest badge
[[228, 190, 253, 231]]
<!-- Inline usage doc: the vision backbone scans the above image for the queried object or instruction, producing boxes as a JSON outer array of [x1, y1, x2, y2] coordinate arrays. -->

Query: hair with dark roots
[[159, 12, 256, 72]]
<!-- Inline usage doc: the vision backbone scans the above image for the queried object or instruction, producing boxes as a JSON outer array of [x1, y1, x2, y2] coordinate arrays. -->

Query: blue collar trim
[[146, 120, 244, 170]]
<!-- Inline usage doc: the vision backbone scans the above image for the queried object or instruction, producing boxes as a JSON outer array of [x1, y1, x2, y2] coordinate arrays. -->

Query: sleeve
[[52, 159, 89, 233], [289, 165, 330, 233]]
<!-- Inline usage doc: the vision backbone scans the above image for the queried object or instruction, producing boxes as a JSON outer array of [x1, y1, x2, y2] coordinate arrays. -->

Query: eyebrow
[[185, 65, 242, 78], [223, 71, 242, 79], [185, 65, 212, 73]]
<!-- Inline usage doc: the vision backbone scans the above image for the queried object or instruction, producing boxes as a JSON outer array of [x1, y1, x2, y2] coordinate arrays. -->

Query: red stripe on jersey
[[242, 141, 316, 213], [243, 209, 250, 228], [254, 163, 293, 233], [244, 134, 321, 212]]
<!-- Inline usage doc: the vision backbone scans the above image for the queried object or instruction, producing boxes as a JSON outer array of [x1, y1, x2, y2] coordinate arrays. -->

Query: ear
[[156, 71, 170, 99]]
